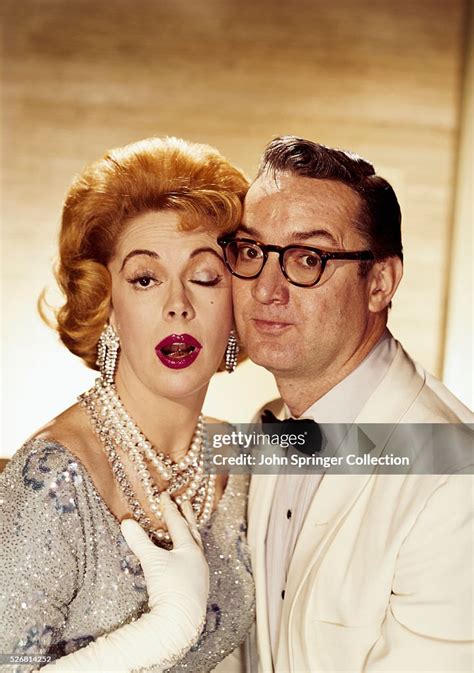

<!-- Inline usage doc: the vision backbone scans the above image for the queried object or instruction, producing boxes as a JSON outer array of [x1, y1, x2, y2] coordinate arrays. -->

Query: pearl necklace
[[79, 378, 216, 547]]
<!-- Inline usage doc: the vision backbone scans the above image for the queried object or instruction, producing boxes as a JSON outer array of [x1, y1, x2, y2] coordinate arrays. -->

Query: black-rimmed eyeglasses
[[218, 237, 374, 288]]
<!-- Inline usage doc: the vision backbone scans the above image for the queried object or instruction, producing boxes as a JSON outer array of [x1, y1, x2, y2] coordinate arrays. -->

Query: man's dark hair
[[258, 136, 403, 271]]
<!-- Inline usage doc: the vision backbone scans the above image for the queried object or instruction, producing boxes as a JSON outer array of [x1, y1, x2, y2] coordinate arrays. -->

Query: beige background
[[1, 0, 472, 455]]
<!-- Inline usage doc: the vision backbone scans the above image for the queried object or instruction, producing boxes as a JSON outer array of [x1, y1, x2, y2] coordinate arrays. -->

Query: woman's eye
[[191, 274, 223, 287], [127, 275, 159, 290]]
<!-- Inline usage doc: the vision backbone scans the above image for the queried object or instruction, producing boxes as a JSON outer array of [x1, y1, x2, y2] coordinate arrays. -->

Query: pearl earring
[[225, 330, 239, 373], [96, 324, 120, 383]]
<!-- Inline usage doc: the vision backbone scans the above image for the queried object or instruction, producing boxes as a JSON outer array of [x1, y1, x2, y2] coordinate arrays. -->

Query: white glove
[[39, 493, 209, 672]]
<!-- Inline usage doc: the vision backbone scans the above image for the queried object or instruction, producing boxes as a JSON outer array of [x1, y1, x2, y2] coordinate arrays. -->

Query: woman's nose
[[163, 282, 196, 321]]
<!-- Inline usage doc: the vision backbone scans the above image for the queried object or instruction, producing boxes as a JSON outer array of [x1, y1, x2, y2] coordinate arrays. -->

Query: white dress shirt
[[265, 329, 398, 664]]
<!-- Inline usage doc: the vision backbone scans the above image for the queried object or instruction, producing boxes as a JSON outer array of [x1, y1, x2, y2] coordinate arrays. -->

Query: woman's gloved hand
[[39, 493, 209, 672]]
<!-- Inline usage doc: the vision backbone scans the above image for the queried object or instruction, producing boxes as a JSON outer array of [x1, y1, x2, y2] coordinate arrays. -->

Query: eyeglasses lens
[[283, 249, 323, 286], [226, 241, 264, 277]]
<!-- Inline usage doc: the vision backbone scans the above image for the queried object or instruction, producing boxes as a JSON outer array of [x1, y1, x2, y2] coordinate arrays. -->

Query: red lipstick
[[155, 334, 202, 369]]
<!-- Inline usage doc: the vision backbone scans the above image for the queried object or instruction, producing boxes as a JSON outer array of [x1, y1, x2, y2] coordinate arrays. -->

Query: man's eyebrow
[[237, 223, 261, 238], [120, 249, 159, 272], [237, 223, 338, 245], [290, 228, 339, 245]]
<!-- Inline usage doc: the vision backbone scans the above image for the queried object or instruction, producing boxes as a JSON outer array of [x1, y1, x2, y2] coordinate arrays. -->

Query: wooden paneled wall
[[1, 0, 470, 453]]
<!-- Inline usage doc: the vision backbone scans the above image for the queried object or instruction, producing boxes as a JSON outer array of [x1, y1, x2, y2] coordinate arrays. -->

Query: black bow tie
[[261, 409, 322, 455]]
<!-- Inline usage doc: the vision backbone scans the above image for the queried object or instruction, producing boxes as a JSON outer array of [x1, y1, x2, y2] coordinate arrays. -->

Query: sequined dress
[[0, 439, 255, 672]]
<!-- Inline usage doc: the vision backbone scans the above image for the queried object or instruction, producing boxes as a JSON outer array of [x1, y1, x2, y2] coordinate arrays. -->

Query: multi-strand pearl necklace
[[79, 377, 216, 547]]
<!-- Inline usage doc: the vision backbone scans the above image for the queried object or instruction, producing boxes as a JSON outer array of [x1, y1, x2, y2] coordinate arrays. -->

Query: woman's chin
[[149, 369, 213, 401]]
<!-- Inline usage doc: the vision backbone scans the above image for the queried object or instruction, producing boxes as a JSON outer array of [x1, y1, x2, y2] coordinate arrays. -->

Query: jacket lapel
[[248, 472, 279, 673], [355, 341, 424, 424]]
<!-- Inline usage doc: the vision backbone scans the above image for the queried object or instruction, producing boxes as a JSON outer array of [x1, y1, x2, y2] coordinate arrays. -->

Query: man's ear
[[368, 256, 403, 313]]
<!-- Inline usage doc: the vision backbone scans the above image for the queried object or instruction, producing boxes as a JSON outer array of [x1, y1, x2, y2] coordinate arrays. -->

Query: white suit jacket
[[247, 342, 473, 673]]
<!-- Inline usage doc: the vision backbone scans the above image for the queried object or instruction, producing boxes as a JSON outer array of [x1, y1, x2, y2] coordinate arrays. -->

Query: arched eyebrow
[[120, 249, 159, 272], [120, 246, 223, 272], [190, 247, 224, 262]]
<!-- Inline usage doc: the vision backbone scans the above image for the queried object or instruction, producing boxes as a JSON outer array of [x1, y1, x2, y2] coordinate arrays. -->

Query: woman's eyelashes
[[190, 274, 223, 287], [126, 270, 223, 290], [127, 271, 161, 290]]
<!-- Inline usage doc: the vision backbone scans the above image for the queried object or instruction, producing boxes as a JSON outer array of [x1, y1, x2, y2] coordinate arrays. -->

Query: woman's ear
[[368, 257, 403, 313]]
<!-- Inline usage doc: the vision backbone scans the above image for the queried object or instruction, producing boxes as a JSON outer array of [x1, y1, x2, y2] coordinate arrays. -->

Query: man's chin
[[246, 345, 298, 374]]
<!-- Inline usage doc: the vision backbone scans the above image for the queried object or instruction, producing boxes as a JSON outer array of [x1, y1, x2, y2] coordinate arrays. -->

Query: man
[[222, 137, 473, 672]]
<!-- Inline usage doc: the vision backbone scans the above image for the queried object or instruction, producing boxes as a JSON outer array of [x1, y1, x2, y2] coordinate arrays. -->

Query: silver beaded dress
[[0, 439, 255, 672]]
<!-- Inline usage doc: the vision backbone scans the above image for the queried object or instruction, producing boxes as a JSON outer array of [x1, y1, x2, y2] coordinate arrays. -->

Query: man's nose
[[163, 282, 196, 321], [252, 253, 290, 305]]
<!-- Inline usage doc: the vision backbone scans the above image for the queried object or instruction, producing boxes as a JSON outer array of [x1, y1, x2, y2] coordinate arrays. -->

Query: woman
[[0, 137, 255, 671]]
